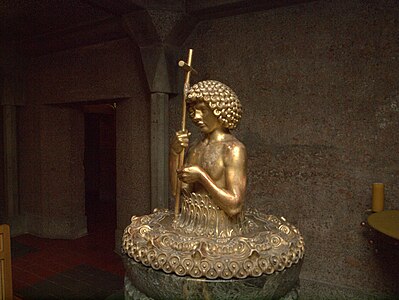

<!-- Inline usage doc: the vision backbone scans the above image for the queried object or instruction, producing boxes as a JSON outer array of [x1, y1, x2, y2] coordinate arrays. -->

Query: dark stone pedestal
[[123, 256, 302, 300]]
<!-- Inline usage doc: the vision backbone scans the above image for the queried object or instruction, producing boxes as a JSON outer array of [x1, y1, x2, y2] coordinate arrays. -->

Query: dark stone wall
[[19, 38, 150, 239], [176, 0, 399, 295], [19, 105, 87, 238], [24, 39, 139, 104], [18, 105, 43, 218]]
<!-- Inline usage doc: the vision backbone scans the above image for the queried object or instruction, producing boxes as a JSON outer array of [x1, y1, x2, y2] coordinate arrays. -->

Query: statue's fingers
[[176, 132, 186, 140], [177, 135, 189, 143], [180, 134, 190, 139], [180, 174, 191, 183], [179, 136, 189, 142]]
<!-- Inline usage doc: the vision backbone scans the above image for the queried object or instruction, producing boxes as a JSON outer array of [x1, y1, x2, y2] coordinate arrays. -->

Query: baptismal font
[[122, 50, 304, 299]]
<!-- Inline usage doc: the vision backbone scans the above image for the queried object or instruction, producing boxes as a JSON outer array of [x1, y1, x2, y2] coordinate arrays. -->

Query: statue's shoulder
[[225, 135, 245, 148], [223, 135, 246, 156]]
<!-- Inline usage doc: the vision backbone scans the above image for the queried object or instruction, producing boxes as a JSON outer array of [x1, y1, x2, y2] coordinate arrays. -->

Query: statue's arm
[[200, 143, 247, 217], [169, 130, 192, 196]]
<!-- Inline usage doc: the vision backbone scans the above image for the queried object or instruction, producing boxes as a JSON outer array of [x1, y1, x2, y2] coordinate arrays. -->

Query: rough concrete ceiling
[[0, 0, 112, 41], [186, 0, 316, 19], [0, 0, 190, 43], [0, 0, 314, 56]]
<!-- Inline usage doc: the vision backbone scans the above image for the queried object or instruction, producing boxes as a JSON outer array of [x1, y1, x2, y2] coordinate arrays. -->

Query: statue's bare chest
[[189, 142, 225, 181]]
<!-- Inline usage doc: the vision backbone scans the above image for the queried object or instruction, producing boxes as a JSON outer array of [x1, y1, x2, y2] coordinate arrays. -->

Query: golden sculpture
[[122, 50, 304, 280], [171, 80, 246, 238]]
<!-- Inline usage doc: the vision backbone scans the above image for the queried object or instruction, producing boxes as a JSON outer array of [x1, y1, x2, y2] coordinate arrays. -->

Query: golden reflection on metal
[[122, 52, 304, 279]]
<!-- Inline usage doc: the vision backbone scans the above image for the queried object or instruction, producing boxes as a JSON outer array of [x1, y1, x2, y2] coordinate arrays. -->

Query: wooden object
[[0, 224, 13, 300], [368, 210, 399, 240]]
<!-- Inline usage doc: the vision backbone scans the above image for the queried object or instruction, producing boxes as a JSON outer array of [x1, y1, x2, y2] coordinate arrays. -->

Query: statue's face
[[190, 101, 221, 134]]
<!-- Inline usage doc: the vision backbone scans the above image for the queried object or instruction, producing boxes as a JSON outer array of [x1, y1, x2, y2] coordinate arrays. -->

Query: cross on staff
[[174, 49, 198, 219]]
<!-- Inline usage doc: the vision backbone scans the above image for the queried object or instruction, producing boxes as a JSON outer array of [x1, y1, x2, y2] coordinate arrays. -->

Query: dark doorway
[[83, 104, 116, 234]]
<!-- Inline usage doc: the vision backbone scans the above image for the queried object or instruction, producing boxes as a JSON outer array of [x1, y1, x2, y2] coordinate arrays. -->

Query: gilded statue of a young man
[[123, 79, 304, 280], [170, 80, 247, 237]]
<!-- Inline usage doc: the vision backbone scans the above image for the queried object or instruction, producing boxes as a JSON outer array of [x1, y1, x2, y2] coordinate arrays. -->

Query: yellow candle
[[372, 183, 384, 212]]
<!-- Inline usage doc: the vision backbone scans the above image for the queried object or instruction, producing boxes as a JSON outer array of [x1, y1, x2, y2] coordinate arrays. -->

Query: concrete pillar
[[3, 105, 18, 217], [2, 105, 24, 234], [123, 11, 186, 213], [1, 44, 26, 233], [121, 10, 198, 251], [150, 93, 169, 210], [115, 98, 151, 251]]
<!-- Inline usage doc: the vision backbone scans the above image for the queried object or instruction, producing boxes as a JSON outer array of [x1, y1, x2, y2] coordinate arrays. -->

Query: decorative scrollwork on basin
[[122, 208, 304, 280]]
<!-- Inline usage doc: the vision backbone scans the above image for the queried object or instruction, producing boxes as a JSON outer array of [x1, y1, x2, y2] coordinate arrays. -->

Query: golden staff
[[174, 49, 197, 219]]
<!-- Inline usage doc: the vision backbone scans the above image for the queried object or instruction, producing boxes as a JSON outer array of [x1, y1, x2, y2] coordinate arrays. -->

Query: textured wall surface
[[20, 38, 150, 240], [18, 105, 42, 218], [19, 105, 87, 238], [25, 39, 140, 104], [175, 0, 399, 296]]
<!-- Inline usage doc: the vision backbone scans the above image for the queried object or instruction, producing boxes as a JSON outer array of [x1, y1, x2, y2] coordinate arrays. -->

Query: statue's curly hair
[[186, 80, 242, 130]]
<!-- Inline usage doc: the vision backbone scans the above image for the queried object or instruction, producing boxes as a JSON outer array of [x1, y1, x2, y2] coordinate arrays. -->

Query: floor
[[11, 198, 124, 300]]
